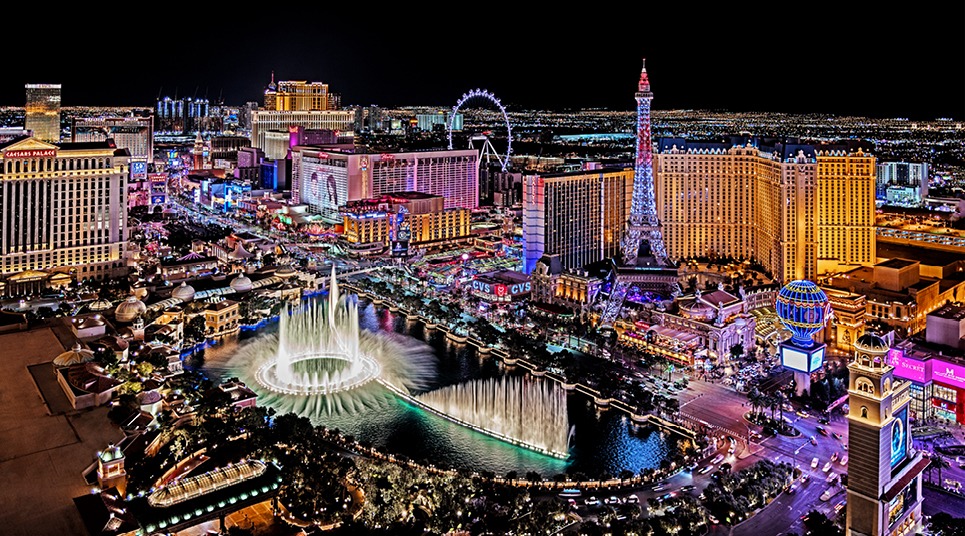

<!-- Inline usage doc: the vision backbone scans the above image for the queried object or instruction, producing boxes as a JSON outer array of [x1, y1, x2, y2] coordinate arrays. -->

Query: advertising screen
[[300, 159, 348, 220], [130, 161, 147, 181], [781, 347, 809, 372], [808, 347, 825, 373], [888, 477, 918, 527], [891, 406, 908, 468]]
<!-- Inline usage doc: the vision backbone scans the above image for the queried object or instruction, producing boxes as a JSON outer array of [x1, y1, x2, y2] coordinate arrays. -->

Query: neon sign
[[5, 149, 56, 158], [933, 361, 965, 390], [888, 348, 928, 383]]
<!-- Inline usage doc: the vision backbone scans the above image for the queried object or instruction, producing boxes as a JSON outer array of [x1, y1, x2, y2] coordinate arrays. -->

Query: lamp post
[[793, 439, 811, 473]]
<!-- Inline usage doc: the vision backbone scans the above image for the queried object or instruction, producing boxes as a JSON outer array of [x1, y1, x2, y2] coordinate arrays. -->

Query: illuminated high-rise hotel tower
[[24, 84, 61, 143], [598, 60, 676, 327]]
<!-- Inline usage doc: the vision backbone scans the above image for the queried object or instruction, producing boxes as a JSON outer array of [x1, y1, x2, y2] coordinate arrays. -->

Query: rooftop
[[929, 303, 965, 321], [876, 242, 965, 267], [876, 258, 918, 270]]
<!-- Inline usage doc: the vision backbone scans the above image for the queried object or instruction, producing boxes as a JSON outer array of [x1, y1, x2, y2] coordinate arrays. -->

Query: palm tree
[[930, 455, 951, 486], [747, 387, 762, 419], [774, 391, 788, 427]]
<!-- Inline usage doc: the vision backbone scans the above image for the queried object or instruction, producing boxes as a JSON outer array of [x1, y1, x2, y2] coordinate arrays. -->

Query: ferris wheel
[[447, 89, 513, 172]]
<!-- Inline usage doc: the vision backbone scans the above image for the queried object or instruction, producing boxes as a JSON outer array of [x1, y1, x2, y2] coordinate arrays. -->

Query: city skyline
[[3, 4, 962, 120]]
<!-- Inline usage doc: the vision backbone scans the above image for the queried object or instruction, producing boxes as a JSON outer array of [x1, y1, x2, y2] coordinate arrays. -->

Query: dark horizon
[[3, 5, 963, 120]]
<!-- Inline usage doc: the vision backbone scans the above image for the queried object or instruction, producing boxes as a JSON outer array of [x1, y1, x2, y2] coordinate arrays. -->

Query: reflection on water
[[202, 296, 676, 476]]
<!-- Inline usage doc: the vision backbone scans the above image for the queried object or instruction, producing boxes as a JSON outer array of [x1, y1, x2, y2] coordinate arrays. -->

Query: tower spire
[[638, 58, 651, 93]]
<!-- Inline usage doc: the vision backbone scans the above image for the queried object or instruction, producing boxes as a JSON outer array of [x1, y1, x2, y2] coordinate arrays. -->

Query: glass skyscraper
[[24, 84, 61, 143]]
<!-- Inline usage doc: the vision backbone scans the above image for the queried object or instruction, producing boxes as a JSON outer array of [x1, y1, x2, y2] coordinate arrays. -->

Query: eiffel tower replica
[[598, 59, 679, 329]]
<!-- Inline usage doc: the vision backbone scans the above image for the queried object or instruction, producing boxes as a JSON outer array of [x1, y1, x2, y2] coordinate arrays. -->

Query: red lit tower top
[[637, 58, 652, 96]]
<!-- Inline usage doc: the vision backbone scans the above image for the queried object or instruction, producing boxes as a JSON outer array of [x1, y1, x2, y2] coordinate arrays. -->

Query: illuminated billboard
[[300, 157, 348, 221], [888, 476, 917, 527], [782, 348, 808, 372], [781, 345, 824, 373], [809, 347, 825, 372], [887, 348, 929, 383], [933, 360, 965, 390], [131, 161, 148, 181], [891, 406, 908, 468]]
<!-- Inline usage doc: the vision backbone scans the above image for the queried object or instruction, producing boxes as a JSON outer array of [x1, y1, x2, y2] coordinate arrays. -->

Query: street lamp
[[793, 438, 811, 473]]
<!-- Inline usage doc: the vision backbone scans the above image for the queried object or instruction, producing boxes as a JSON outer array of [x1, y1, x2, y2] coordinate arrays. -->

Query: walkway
[[0, 327, 126, 536]]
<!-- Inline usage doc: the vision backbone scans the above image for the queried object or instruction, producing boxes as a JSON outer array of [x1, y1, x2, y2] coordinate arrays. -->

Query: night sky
[[5, 5, 963, 120]]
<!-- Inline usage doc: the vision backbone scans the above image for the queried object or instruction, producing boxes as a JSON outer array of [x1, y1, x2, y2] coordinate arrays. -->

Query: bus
[[558, 488, 582, 498]]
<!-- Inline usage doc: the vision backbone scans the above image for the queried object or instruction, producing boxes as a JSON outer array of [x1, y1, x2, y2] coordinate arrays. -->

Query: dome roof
[[854, 332, 889, 353], [99, 444, 124, 463], [171, 281, 196, 302], [88, 298, 113, 312], [115, 296, 147, 323], [229, 273, 253, 292], [679, 296, 715, 321], [53, 342, 95, 366], [275, 265, 296, 278]]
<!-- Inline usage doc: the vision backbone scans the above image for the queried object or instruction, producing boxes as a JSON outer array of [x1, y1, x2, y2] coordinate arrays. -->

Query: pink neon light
[[887, 348, 928, 383]]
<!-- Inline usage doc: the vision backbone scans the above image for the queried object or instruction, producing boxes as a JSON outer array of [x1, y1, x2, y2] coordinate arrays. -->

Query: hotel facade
[[0, 136, 129, 282], [522, 167, 634, 274], [291, 147, 478, 222], [340, 192, 471, 255], [251, 110, 355, 159], [654, 137, 876, 282]]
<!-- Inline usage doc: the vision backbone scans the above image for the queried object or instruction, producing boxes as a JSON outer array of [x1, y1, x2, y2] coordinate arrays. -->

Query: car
[[812, 457, 820, 469], [832, 431, 843, 440], [686, 462, 699, 472], [801, 473, 811, 484], [827, 472, 839, 484], [711, 454, 726, 464], [585, 496, 601, 506], [728, 444, 736, 455], [810, 436, 819, 446], [821, 489, 833, 501], [816, 425, 829, 436], [840, 456, 848, 466], [567, 498, 578, 509], [823, 462, 833, 473], [797, 410, 810, 418], [698, 465, 714, 475], [708, 514, 719, 524], [788, 483, 799, 494], [830, 452, 839, 462], [818, 417, 830, 425], [652, 484, 668, 492], [680, 485, 696, 492], [624, 494, 640, 504], [660, 492, 677, 501], [605, 496, 621, 505]]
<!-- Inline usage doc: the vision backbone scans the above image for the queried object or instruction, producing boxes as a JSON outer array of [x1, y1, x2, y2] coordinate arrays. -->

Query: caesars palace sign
[[4, 149, 57, 159]]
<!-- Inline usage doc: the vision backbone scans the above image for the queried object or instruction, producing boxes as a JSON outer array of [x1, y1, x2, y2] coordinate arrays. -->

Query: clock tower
[[845, 333, 928, 536]]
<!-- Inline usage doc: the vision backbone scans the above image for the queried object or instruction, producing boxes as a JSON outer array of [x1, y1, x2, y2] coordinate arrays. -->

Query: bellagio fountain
[[240, 268, 570, 459]]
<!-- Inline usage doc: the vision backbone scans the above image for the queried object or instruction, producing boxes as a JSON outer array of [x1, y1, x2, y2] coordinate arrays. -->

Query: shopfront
[[471, 271, 532, 305]]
